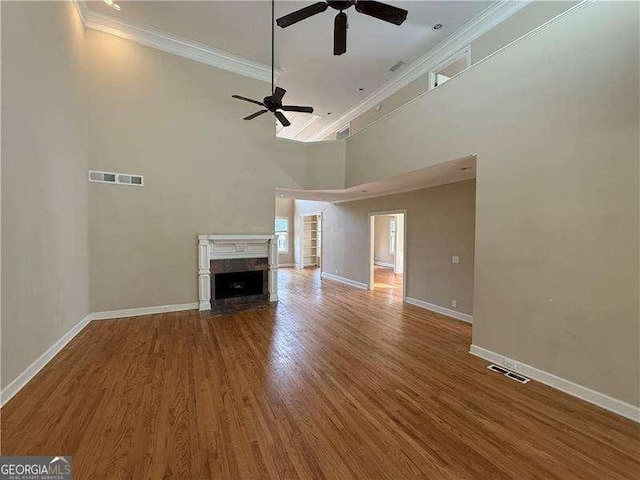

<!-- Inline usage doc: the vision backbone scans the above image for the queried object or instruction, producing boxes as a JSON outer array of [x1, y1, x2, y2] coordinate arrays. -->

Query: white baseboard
[[320, 272, 368, 290], [278, 263, 296, 268], [1, 313, 92, 407], [89, 302, 199, 320], [1, 302, 200, 405], [405, 297, 473, 324], [374, 261, 395, 268], [470, 344, 640, 423]]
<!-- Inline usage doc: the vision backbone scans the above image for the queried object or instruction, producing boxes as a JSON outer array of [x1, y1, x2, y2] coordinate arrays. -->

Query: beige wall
[[349, 1, 577, 135], [471, 0, 577, 62], [0, 3, 346, 388], [275, 197, 294, 265], [344, 2, 639, 405], [1, 1, 89, 389], [321, 181, 476, 315], [374, 215, 395, 265], [303, 140, 346, 189], [84, 29, 339, 312], [349, 76, 425, 136]]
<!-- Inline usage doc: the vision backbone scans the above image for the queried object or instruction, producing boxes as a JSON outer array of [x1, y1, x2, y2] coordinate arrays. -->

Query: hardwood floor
[[373, 265, 403, 301], [2, 268, 639, 479]]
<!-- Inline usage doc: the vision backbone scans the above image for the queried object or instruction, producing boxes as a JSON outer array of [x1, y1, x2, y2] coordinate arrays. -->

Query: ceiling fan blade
[[276, 2, 329, 28], [232, 94, 264, 106], [244, 109, 268, 120], [355, 1, 408, 25], [271, 87, 286, 104], [280, 106, 314, 113], [275, 111, 291, 127], [334, 12, 347, 56]]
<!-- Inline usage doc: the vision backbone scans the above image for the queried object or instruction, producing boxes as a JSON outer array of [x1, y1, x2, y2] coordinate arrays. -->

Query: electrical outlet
[[335, 269, 338, 274], [451, 300, 457, 308], [452, 256, 460, 264]]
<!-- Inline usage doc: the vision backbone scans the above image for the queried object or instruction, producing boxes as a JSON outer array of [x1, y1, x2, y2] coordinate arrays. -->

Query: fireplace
[[210, 257, 269, 308], [215, 271, 264, 300], [198, 234, 278, 311]]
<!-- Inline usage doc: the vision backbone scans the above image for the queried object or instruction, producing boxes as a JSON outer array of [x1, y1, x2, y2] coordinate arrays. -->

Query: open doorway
[[369, 210, 406, 300]]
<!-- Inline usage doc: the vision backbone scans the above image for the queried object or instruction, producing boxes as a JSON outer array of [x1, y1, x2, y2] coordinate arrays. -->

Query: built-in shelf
[[300, 214, 321, 268]]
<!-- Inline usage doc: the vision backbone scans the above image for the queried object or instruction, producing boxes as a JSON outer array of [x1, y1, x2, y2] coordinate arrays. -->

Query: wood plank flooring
[[373, 265, 403, 300], [2, 268, 639, 479]]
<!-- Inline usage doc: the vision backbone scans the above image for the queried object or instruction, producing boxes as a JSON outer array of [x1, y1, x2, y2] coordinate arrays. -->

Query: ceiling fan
[[277, 1, 408, 56], [232, 0, 313, 127]]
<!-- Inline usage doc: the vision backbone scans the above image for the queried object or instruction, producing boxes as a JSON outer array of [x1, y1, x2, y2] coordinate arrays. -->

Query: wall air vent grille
[[487, 364, 509, 375], [505, 371, 530, 384], [389, 60, 405, 72], [89, 170, 144, 187]]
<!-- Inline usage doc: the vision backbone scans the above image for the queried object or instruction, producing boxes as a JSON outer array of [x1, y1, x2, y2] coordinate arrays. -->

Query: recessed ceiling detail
[[76, 1, 531, 141], [276, 155, 476, 203]]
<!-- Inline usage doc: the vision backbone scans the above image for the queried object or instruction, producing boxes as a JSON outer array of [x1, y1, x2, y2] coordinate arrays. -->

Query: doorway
[[369, 211, 406, 300]]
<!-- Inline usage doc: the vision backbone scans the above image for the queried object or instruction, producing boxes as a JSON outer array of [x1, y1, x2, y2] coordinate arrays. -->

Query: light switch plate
[[452, 256, 460, 264]]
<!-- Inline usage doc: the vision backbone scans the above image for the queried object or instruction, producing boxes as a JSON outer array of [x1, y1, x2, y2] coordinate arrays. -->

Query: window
[[275, 217, 289, 253], [336, 124, 351, 140], [389, 217, 397, 254], [428, 46, 471, 90]]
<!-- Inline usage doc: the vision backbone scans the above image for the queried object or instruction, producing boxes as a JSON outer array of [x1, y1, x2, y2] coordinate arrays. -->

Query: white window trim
[[389, 218, 397, 254], [428, 45, 471, 90], [275, 217, 290, 253]]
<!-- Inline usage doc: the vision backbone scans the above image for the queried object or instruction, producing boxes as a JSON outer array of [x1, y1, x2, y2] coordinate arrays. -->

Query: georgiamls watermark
[[0, 456, 72, 480]]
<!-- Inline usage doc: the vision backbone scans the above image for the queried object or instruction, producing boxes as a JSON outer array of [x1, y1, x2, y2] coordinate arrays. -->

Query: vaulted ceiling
[[84, 1, 496, 140]]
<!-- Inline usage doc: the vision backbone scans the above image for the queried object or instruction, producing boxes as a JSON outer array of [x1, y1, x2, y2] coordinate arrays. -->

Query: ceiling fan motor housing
[[276, 1, 408, 55], [263, 96, 279, 111], [328, 1, 356, 11]]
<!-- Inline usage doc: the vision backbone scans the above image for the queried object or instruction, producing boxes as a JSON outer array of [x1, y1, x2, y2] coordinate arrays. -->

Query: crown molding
[[277, 114, 322, 140], [290, 114, 321, 139], [73, 1, 281, 83], [72, 0, 88, 23], [346, 0, 594, 142], [305, 0, 533, 141]]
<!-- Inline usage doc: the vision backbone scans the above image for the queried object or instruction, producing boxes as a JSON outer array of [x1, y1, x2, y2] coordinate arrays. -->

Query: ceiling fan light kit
[[277, 1, 408, 56]]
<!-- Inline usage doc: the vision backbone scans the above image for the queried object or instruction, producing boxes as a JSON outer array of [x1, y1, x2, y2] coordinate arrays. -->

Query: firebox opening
[[214, 270, 264, 300]]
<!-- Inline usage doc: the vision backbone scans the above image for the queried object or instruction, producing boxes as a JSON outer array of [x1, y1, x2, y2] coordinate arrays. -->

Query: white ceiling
[[276, 155, 476, 202], [86, 1, 494, 139]]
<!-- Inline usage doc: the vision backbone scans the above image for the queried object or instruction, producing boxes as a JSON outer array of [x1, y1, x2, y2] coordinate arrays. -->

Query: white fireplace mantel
[[197, 234, 278, 311]]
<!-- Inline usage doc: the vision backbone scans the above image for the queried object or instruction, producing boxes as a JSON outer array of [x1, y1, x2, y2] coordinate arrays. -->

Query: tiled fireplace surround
[[198, 235, 278, 311]]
